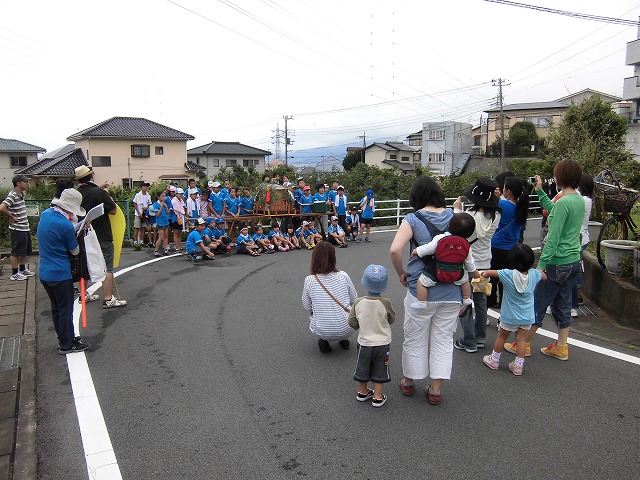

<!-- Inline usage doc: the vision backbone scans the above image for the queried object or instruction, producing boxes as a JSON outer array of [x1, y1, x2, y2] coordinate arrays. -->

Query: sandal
[[399, 379, 414, 396]]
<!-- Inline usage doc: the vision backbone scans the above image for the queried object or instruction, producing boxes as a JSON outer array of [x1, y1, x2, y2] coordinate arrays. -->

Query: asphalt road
[[35, 224, 640, 480]]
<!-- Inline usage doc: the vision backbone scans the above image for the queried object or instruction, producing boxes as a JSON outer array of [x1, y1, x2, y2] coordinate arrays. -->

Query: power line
[[485, 0, 640, 26]]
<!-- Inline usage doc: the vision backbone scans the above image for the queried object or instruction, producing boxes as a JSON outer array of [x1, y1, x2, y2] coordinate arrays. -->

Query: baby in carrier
[[411, 212, 477, 315]]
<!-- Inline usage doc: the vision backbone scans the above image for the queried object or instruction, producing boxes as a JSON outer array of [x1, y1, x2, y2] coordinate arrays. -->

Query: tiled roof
[[15, 147, 88, 176], [67, 116, 195, 141], [366, 141, 417, 152], [185, 161, 206, 171], [0, 138, 46, 153], [187, 141, 271, 156], [382, 159, 415, 172], [485, 101, 568, 113]]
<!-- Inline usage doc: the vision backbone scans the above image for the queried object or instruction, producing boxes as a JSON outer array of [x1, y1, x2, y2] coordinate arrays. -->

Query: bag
[[68, 234, 90, 282], [178, 215, 184, 226], [314, 274, 350, 313], [432, 236, 469, 283], [83, 227, 107, 283]]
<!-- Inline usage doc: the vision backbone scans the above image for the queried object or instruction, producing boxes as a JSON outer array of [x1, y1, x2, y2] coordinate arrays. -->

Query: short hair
[[189, 178, 195, 183], [448, 212, 476, 238], [262, 174, 270, 181], [271, 221, 279, 228], [495, 170, 515, 192], [316, 182, 325, 191], [508, 244, 535, 272], [77, 174, 92, 183], [409, 176, 446, 210], [554, 160, 582, 189], [310, 241, 338, 274], [579, 174, 594, 197], [55, 179, 75, 199]]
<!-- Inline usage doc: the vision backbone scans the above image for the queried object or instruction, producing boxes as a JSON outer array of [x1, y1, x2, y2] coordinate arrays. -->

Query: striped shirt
[[2, 189, 29, 231], [302, 271, 357, 341]]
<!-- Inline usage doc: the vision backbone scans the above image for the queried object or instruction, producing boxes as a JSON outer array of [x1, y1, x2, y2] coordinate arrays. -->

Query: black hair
[[409, 176, 446, 211], [54, 179, 75, 198], [495, 170, 515, 193], [262, 173, 270, 181], [188, 178, 195, 183], [579, 174, 594, 197], [448, 212, 476, 238], [77, 174, 92, 183], [466, 204, 499, 222], [508, 244, 535, 272], [271, 221, 279, 228], [504, 176, 529, 226], [316, 182, 325, 191]]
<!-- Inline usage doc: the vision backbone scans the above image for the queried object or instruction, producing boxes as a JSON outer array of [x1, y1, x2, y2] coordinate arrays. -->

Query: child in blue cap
[[358, 189, 376, 242], [349, 264, 396, 407]]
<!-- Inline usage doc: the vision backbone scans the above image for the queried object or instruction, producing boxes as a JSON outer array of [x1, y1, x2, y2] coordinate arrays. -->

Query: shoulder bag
[[314, 274, 350, 313]]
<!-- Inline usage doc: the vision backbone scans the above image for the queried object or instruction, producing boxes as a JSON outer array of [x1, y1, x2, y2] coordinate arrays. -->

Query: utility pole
[[492, 78, 509, 167], [283, 115, 293, 166], [357, 131, 366, 163]]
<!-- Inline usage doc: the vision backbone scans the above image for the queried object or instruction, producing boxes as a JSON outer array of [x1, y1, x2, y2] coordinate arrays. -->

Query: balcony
[[623, 76, 640, 101], [626, 39, 640, 66]]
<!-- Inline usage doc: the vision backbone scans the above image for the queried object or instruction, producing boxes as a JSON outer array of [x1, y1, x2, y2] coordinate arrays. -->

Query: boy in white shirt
[[132, 182, 152, 246]]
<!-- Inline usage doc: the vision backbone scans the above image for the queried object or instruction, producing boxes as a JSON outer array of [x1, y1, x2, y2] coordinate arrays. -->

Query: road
[[35, 223, 640, 479]]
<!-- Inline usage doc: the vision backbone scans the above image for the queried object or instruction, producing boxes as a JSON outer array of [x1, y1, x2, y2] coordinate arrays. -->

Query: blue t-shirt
[[294, 188, 304, 202], [225, 196, 240, 215], [498, 269, 543, 325], [403, 210, 461, 302], [208, 191, 225, 215], [295, 227, 303, 237], [268, 229, 282, 239], [203, 227, 214, 239], [165, 195, 176, 222], [315, 192, 328, 203], [220, 187, 229, 199], [333, 194, 348, 215], [491, 200, 523, 250], [37, 208, 78, 282], [213, 226, 226, 239], [186, 230, 204, 254], [360, 196, 376, 219], [237, 233, 252, 249], [240, 196, 255, 215], [328, 189, 338, 204], [328, 224, 344, 235], [299, 194, 314, 214], [253, 233, 267, 242], [153, 200, 170, 227]]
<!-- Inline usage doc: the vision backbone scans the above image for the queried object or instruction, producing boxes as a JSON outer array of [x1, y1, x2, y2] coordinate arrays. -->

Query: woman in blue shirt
[[488, 175, 529, 308]]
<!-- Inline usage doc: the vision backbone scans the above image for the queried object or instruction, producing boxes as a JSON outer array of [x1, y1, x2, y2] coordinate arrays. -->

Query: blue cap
[[366, 189, 374, 198], [361, 264, 388, 294], [215, 217, 225, 224], [205, 217, 215, 225]]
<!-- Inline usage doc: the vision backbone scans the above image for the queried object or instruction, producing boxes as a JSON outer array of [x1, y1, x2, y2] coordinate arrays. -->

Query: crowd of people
[[302, 160, 591, 407]]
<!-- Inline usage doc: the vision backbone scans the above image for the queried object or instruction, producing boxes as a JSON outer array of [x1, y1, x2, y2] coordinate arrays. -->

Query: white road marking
[[486, 309, 640, 366], [69, 254, 180, 479]]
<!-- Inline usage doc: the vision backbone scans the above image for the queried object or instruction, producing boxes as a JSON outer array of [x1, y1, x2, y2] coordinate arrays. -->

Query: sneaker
[[188, 253, 200, 263], [9, 272, 27, 281], [371, 394, 387, 407], [154, 251, 161, 257], [504, 341, 531, 357], [20, 269, 35, 277], [356, 388, 374, 402], [508, 361, 523, 376], [454, 340, 477, 353], [540, 341, 568, 361], [103, 296, 127, 308], [476, 342, 485, 348], [147, 242, 155, 248], [364, 236, 370, 242], [355, 237, 362, 243], [306, 243, 314, 250], [338, 339, 350, 350], [278, 245, 286, 252], [482, 355, 499, 370], [85, 293, 99, 302], [317, 339, 332, 353], [570, 308, 578, 317], [58, 339, 89, 355]]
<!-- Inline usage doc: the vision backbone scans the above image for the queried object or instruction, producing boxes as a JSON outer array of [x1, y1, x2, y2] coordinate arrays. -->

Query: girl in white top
[[572, 173, 594, 312]]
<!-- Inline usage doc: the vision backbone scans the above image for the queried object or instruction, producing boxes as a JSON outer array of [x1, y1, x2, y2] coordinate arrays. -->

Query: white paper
[[75, 203, 104, 234]]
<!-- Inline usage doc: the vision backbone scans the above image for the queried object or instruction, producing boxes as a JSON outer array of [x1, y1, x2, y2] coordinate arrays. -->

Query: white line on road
[[68, 254, 180, 479]]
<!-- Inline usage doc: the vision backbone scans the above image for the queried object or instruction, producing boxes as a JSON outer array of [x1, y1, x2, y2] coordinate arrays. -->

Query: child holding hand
[[481, 244, 546, 375]]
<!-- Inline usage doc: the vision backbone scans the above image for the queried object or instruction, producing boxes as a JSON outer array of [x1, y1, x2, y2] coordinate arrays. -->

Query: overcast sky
[[2, 0, 639, 161]]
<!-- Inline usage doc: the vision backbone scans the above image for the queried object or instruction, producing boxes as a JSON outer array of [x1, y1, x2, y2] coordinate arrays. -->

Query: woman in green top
[[504, 159, 584, 361]]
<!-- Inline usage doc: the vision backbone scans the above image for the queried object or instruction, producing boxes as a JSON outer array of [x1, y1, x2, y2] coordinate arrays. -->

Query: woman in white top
[[572, 173, 594, 313], [302, 241, 357, 353], [453, 177, 501, 352]]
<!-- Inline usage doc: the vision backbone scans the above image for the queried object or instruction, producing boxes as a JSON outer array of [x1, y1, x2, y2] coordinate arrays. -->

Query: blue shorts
[[353, 344, 390, 383]]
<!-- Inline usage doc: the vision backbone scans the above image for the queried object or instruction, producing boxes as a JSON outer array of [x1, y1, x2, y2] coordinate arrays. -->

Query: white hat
[[52, 189, 86, 217], [189, 188, 198, 195], [212, 181, 221, 188], [207, 180, 214, 187], [331, 215, 338, 221], [176, 187, 184, 194], [169, 185, 176, 192], [195, 218, 206, 225]]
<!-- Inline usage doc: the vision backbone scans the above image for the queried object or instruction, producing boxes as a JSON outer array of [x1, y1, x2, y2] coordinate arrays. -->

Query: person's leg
[[426, 302, 459, 396], [488, 247, 509, 307], [102, 272, 114, 300], [133, 227, 140, 244], [401, 291, 433, 386], [483, 327, 511, 369], [473, 291, 488, 346], [515, 328, 527, 357], [456, 300, 477, 351]]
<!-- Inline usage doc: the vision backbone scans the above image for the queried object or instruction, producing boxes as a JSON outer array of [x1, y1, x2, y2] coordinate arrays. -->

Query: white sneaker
[[85, 293, 99, 302], [546, 306, 552, 315], [21, 269, 35, 277], [102, 297, 127, 308], [570, 308, 578, 317], [9, 272, 27, 281]]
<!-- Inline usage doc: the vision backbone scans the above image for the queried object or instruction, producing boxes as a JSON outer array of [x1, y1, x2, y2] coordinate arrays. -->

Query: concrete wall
[[0, 152, 40, 188]]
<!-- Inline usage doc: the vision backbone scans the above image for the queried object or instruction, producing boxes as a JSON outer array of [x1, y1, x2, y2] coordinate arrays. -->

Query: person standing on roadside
[[133, 181, 152, 247], [75, 165, 127, 308], [0, 174, 34, 281]]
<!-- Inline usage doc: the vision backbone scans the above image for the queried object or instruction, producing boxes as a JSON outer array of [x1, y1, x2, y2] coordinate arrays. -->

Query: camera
[[529, 176, 537, 185], [459, 196, 469, 203]]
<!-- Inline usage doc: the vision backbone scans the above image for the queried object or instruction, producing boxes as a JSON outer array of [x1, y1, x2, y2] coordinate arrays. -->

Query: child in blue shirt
[[299, 186, 314, 216], [296, 222, 313, 249], [186, 218, 216, 262], [314, 183, 329, 235], [208, 182, 226, 217], [153, 191, 171, 256], [237, 225, 260, 256], [146, 202, 157, 247], [253, 224, 274, 253], [240, 187, 255, 215], [203, 218, 224, 253], [306, 221, 323, 246], [358, 189, 376, 243], [347, 206, 360, 241], [327, 216, 348, 248], [481, 244, 546, 376], [268, 222, 290, 251], [224, 187, 241, 217], [212, 217, 234, 250], [285, 224, 301, 249]]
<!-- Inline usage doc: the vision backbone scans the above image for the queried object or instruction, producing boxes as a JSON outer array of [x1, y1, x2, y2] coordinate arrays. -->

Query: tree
[[342, 149, 364, 171], [549, 95, 632, 174], [490, 121, 546, 157]]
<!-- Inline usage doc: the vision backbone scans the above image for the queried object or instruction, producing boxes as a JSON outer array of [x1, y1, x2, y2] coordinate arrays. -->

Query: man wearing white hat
[[75, 165, 127, 308], [37, 188, 90, 353]]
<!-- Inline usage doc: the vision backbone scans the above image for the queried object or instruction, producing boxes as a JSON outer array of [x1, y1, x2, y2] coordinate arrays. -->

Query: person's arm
[[348, 303, 359, 330], [537, 187, 554, 214], [0, 202, 17, 224], [382, 298, 397, 325], [538, 201, 571, 270], [133, 195, 142, 216], [301, 277, 313, 312], [413, 235, 439, 257], [389, 221, 413, 287], [480, 269, 499, 278], [537, 268, 548, 281]]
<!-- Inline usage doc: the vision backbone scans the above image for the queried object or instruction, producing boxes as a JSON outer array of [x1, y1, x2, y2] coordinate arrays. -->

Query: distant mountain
[[287, 136, 405, 166]]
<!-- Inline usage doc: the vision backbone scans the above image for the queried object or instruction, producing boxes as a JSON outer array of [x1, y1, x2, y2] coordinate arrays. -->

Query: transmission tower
[[272, 123, 282, 161]]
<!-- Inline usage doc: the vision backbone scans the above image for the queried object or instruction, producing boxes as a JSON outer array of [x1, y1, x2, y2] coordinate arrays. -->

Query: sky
[[2, 0, 640, 164]]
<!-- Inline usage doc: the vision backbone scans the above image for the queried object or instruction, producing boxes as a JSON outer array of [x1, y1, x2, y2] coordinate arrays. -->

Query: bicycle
[[594, 168, 640, 269]]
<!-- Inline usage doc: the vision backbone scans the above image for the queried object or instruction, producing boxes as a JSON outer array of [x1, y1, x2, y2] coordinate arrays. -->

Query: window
[[408, 138, 422, 146], [243, 159, 251, 167], [226, 159, 236, 167], [92, 156, 111, 167], [10, 156, 27, 167], [523, 116, 552, 127], [401, 156, 410, 162], [428, 153, 445, 163], [122, 179, 143, 188], [155, 146, 164, 155], [254, 159, 259, 166], [196, 157, 200, 164], [213, 159, 220, 167], [389, 154, 397, 159], [131, 145, 150, 157], [473, 135, 481, 146], [428, 130, 445, 140]]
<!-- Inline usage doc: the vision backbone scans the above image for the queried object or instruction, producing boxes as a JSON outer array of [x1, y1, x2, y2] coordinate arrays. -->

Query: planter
[[635, 247, 640, 287], [600, 240, 639, 275], [587, 221, 602, 242]]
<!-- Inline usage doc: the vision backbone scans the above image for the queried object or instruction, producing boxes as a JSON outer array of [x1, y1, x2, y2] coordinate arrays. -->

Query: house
[[0, 138, 46, 188], [363, 142, 419, 173], [186, 141, 271, 178], [315, 156, 344, 172], [66, 116, 195, 188], [484, 89, 621, 154], [15, 144, 89, 185], [622, 33, 640, 158], [421, 121, 473, 176]]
